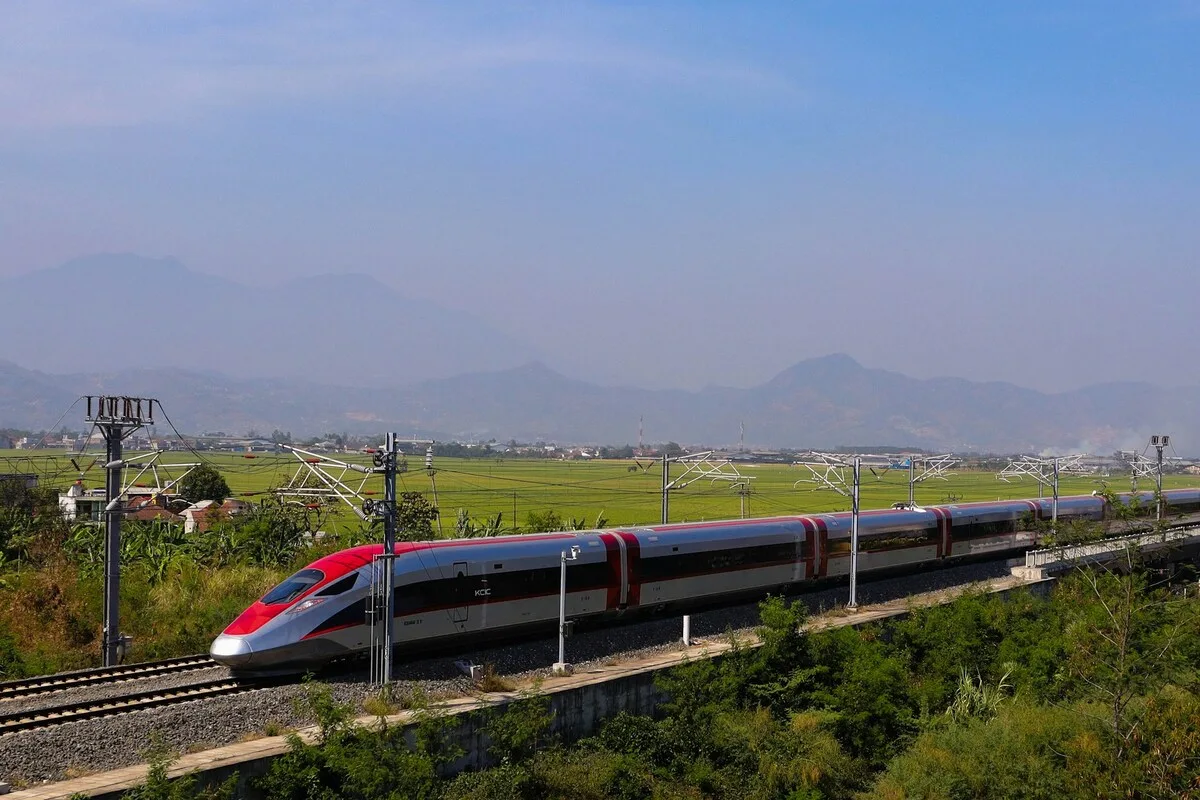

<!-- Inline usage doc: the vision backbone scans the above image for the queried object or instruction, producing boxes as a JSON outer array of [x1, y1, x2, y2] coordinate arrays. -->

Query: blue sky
[[2, 2, 1198, 391]]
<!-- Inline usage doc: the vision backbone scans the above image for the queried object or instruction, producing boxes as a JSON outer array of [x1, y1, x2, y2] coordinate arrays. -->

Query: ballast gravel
[[0, 665, 232, 718], [0, 559, 1014, 786]]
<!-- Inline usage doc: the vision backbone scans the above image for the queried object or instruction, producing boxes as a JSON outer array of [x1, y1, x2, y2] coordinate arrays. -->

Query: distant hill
[[0, 254, 542, 386], [0, 354, 1196, 454]]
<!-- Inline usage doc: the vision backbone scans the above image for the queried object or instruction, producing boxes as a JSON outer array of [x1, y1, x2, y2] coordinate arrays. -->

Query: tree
[[178, 464, 231, 505], [396, 492, 439, 540], [868, 702, 1090, 799], [525, 509, 564, 533], [1045, 508, 1200, 766], [1059, 559, 1199, 764], [0, 478, 67, 564]]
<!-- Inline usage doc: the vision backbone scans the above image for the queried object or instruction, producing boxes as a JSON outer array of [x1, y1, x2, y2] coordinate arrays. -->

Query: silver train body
[[211, 489, 1200, 671]]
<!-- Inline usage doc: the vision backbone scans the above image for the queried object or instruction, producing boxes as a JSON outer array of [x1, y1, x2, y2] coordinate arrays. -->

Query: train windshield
[[262, 568, 325, 605]]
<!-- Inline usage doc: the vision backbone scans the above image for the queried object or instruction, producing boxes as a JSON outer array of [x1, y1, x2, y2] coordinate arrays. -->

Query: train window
[[956, 519, 1016, 539], [494, 563, 503, 569], [315, 573, 358, 597], [261, 568, 324, 605], [827, 540, 852, 556], [860, 527, 937, 550]]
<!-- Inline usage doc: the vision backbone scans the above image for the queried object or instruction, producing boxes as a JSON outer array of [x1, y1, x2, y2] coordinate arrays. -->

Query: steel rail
[[0, 678, 263, 736], [0, 655, 217, 702]]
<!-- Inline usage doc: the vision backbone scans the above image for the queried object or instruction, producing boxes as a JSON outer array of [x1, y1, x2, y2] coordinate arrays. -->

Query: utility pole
[[908, 458, 915, 508], [426, 444, 443, 537], [86, 396, 155, 666], [661, 454, 670, 525]]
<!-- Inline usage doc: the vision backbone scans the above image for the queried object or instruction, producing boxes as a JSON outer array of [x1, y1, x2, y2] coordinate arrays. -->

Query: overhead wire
[[11, 400, 881, 524], [25, 397, 85, 453]]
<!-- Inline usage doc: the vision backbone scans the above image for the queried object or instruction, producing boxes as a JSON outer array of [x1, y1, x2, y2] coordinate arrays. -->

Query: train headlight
[[287, 596, 329, 615]]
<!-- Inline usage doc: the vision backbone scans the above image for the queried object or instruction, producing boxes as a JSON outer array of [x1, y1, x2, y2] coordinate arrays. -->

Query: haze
[[2, 2, 1198, 393]]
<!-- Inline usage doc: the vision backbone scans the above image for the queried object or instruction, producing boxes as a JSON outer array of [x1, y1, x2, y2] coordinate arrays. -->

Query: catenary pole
[[1051, 457, 1059, 536], [848, 457, 861, 610], [381, 432, 397, 685], [661, 454, 692, 644], [88, 396, 154, 667], [102, 424, 124, 666], [1156, 437, 1166, 521]]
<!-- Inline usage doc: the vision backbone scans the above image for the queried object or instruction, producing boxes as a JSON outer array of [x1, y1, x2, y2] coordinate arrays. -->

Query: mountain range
[[2, 255, 1195, 453], [0, 254, 540, 386], [1, 355, 1196, 455]]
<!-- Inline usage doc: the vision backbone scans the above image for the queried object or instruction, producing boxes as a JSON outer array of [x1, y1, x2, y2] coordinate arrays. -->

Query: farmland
[[5, 448, 1199, 532]]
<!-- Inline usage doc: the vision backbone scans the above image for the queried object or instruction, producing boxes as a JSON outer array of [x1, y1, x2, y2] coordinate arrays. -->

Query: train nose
[[210, 634, 255, 668]]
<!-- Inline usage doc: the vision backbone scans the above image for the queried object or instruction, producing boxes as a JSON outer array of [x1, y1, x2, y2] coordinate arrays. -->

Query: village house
[[181, 498, 252, 533]]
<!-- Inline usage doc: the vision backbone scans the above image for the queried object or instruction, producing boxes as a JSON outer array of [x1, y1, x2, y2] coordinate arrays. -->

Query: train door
[[814, 518, 829, 578], [451, 561, 469, 628], [931, 508, 951, 558], [599, 532, 625, 610], [799, 518, 816, 580]]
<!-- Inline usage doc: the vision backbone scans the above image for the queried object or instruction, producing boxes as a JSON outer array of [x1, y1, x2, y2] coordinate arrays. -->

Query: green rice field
[[4, 448, 1199, 532]]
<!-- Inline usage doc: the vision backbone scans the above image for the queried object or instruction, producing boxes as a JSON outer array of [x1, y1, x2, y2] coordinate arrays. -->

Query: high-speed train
[[210, 489, 1200, 671]]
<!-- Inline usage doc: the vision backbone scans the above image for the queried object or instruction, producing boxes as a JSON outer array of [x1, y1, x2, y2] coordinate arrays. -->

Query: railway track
[[0, 655, 218, 702], [0, 678, 264, 736]]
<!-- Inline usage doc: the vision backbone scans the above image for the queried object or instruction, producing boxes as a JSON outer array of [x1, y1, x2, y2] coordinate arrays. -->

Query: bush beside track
[[123, 571, 1200, 800]]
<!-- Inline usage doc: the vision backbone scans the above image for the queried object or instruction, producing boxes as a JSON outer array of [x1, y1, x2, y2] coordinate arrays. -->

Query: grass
[[475, 663, 516, 693], [363, 690, 401, 718], [3, 449, 1200, 533]]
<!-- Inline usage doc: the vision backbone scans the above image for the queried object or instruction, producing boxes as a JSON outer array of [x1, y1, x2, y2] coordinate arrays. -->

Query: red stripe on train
[[800, 518, 816, 579], [598, 532, 622, 610], [615, 531, 641, 607]]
